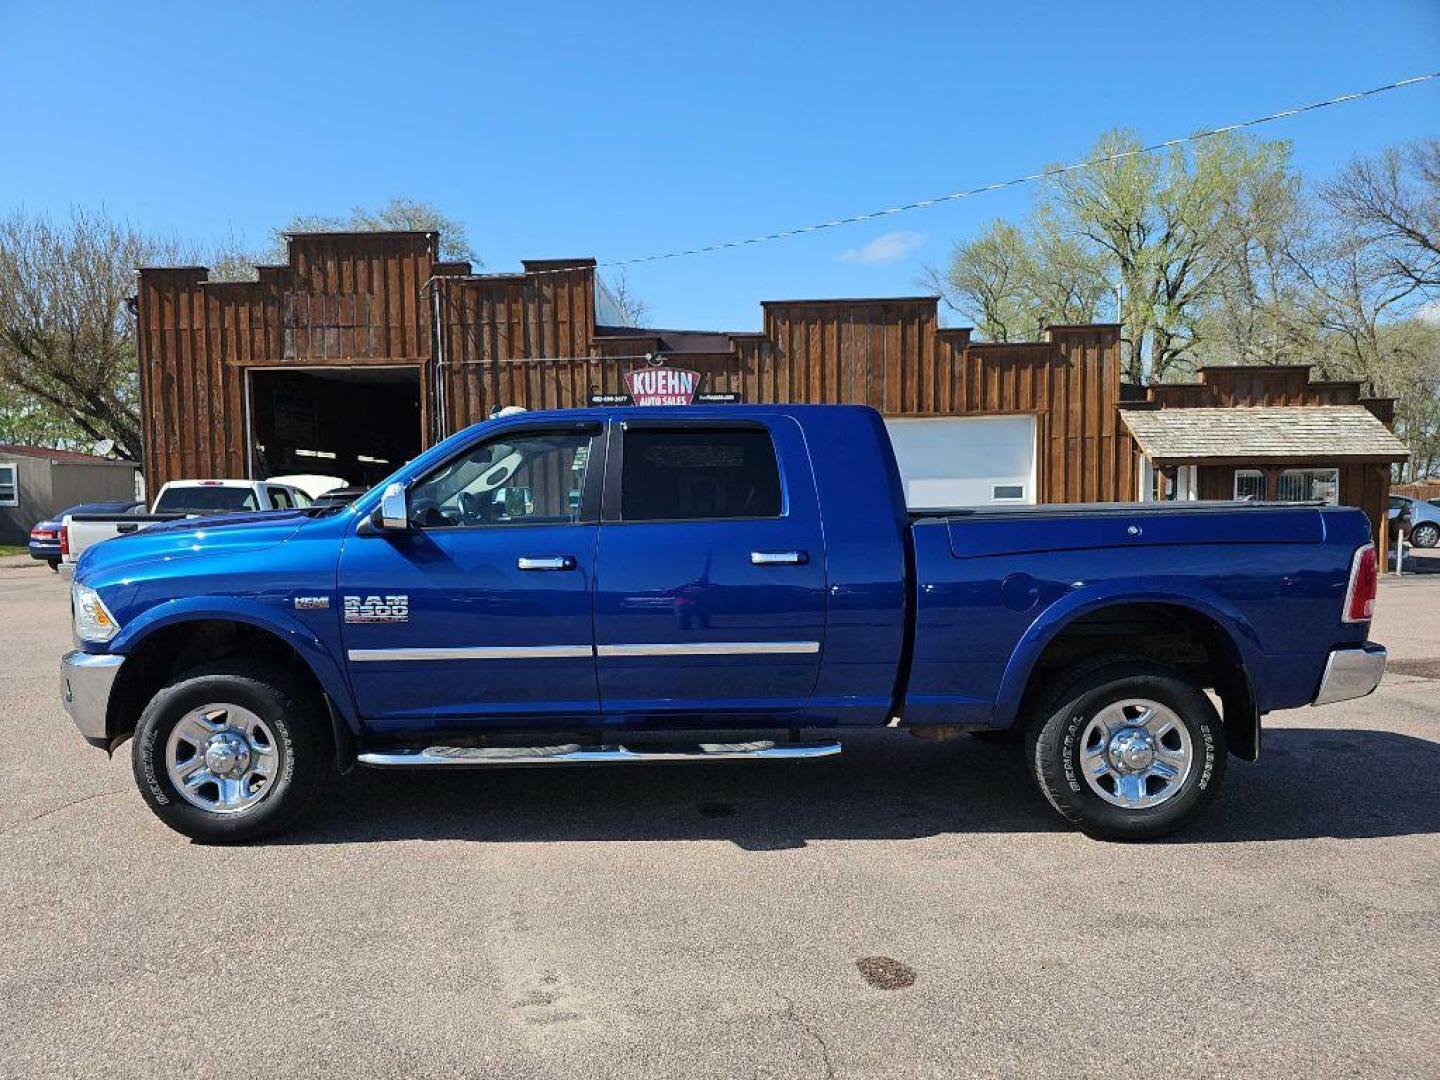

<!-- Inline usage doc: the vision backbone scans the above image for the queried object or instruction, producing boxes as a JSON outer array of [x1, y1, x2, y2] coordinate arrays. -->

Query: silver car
[[1388, 495, 1440, 548]]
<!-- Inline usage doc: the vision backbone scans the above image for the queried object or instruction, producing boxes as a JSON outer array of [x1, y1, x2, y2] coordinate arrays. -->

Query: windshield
[[154, 486, 258, 514]]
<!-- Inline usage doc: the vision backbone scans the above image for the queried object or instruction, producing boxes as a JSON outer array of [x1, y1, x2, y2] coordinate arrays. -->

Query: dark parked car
[[29, 501, 141, 569]]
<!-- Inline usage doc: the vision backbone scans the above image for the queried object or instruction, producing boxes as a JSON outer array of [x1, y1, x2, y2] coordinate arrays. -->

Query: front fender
[[110, 596, 358, 730], [992, 579, 1267, 729]]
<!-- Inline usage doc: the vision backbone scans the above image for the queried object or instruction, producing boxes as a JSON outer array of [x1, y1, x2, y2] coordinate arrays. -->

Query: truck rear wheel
[[131, 662, 332, 843], [1025, 661, 1226, 840]]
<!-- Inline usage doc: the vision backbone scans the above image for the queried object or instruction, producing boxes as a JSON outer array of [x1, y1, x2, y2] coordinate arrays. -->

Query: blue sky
[[1, 1, 1436, 331]]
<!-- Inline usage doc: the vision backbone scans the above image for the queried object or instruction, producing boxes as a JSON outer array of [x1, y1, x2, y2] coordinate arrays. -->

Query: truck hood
[[76, 511, 312, 580]]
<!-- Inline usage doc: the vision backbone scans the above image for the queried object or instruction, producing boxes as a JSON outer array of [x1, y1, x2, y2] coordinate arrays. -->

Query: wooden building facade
[[132, 231, 1401, 537], [134, 231, 1137, 505]]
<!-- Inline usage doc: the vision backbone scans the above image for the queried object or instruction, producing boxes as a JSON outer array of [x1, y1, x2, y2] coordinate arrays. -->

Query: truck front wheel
[[1025, 661, 1226, 840], [131, 662, 332, 843]]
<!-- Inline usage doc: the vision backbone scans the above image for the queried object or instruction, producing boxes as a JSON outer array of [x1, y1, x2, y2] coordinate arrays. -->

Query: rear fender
[[993, 580, 1266, 732]]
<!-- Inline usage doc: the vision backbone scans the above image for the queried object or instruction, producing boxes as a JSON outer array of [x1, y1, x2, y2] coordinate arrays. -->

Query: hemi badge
[[295, 596, 330, 610]]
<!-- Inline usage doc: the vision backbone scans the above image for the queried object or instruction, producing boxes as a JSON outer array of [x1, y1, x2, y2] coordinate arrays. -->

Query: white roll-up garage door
[[883, 416, 1037, 508]]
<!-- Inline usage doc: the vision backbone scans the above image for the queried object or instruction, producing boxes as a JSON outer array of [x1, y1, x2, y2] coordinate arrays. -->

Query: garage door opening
[[884, 416, 1037, 508], [248, 367, 422, 489]]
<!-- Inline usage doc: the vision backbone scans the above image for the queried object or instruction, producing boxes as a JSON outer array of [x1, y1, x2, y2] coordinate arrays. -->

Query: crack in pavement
[[778, 993, 836, 1080], [0, 788, 124, 839]]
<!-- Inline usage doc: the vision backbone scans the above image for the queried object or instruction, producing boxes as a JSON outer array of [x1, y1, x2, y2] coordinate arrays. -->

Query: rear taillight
[[1342, 543, 1377, 623], [59, 524, 69, 559], [30, 527, 55, 540]]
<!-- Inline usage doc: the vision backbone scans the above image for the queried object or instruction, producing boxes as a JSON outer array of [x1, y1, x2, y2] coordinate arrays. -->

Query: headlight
[[72, 581, 120, 644]]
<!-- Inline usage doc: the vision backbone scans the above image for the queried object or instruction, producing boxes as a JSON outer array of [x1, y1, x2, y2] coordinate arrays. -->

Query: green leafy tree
[[0, 383, 90, 447], [0, 208, 154, 458], [205, 199, 480, 283], [935, 129, 1299, 382], [272, 197, 479, 265], [929, 220, 1109, 342], [1040, 130, 1297, 382]]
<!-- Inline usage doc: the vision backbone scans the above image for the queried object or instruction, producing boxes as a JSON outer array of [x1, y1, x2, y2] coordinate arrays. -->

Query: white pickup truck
[[61, 479, 319, 565]]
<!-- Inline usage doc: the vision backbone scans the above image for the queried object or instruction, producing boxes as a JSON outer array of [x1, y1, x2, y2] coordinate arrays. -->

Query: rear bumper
[[1311, 643, 1387, 707], [29, 541, 60, 560], [60, 650, 124, 741]]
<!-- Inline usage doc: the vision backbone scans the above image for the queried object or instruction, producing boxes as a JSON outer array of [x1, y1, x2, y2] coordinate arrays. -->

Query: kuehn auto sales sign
[[625, 366, 699, 406], [586, 365, 741, 407]]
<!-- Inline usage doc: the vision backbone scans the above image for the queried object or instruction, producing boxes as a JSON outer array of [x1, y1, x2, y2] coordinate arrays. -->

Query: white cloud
[[1416, 298, 1440, 326], [839, 230, 926, 264]]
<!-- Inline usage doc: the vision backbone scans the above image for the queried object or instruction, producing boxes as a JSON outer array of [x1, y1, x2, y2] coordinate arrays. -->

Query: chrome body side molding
[[347, 645, 593, 662], [348, 641, 821, 662], [596, 641, 820, 657], [357, 740, 842, 767]]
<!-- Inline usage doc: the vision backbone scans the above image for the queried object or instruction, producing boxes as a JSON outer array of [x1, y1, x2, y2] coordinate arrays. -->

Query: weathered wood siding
[[136, 233, 438, 489], [1197, 461, 1391, 536], [139, 235, 1135, 505], [437, 281, 1134, 506]]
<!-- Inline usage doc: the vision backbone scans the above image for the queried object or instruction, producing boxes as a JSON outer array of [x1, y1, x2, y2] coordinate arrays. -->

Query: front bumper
[[60, 650, 124, 741], [1311, 643, 1387, 707]]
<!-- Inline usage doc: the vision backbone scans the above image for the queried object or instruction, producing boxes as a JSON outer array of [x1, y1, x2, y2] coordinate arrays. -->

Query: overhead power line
[[470, 70, 1437, 279]]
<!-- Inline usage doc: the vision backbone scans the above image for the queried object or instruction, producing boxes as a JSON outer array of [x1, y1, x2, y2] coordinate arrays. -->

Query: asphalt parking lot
[[2, 555, 1438, 1079]]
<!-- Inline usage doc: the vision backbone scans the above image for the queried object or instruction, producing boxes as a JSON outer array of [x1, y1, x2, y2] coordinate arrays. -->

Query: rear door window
[[267, 486, 294, 510], [620, 428, 782, 521]]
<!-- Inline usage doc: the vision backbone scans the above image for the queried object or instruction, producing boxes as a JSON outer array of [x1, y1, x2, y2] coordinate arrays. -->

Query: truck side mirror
[[374, 482, 410, 532]]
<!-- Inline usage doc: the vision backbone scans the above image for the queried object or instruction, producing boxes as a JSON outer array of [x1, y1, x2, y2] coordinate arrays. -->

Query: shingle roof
[[0, 444, 134, 464], [1120, 406, 1409, 463]]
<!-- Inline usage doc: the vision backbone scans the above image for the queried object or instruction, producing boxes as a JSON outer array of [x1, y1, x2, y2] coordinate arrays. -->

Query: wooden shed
[[1120, 366, 1407, 542]]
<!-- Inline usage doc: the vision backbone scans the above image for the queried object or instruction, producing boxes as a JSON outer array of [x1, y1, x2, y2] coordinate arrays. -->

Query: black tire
[[1025, 660, 1226, 841], [1410, 522, 1439, 549], [131, 662, 332, 843], [47, 558, 61, 571]]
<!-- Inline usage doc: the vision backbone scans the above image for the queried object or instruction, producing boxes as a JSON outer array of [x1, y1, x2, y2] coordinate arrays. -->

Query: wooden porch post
[[1263, 466, 1282, 501]]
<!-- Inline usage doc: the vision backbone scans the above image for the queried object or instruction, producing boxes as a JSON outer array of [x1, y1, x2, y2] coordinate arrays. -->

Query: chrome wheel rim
[[165, 705, 280, 815], [1079, 698, 1192, 810]]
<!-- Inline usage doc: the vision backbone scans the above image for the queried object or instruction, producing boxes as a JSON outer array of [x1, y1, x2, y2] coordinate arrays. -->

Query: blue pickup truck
[[61, 405, 1386, 843]]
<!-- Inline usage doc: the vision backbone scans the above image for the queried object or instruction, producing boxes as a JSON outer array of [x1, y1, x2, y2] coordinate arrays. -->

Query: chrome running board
[[356, 739, 842, 768]]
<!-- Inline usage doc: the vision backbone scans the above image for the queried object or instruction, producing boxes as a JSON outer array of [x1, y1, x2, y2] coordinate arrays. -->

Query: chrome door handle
[[751, 551, 807, 565], [517, 556, 576, 571]]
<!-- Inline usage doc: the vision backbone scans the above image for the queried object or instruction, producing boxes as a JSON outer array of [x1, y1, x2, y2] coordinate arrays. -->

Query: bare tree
[[0, 208, 156, 459], [605, 271, 651, 327], [1322, 139, 1440, 297]]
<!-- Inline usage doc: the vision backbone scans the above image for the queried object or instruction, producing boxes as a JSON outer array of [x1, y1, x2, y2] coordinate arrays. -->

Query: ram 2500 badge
[[61, 405, 1386, 842]]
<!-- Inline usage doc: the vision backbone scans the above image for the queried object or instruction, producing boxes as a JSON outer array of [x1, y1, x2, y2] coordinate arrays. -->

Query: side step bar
[[357, 739, 842, 768]]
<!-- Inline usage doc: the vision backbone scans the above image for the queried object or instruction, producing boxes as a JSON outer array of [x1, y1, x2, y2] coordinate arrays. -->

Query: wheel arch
[[996, 587, 1263, 761], [105, 602, 357, 752]]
